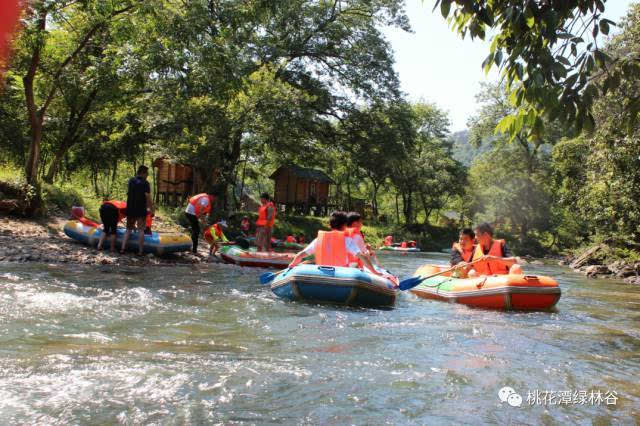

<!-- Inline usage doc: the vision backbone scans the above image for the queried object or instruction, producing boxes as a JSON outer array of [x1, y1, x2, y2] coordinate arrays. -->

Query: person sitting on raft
[[204, 220, 228, 256], [383, 235, 393, 247], [285, 235, 297, 243], [449, 228, 476, 278], [345, 211, 379, 267], [297, 234, 305, 244], [468, 222, 523, 276], [97, 199, 126, 252], [288, 211, 380, 276]]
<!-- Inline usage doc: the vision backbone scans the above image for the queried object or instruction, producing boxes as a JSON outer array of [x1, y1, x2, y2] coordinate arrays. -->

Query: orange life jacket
[[104, 200, 127, 222], [315, 230, 349, 267], [204, 223, 224, 243], [384, 236, 393, 246], [145, 213, 152, 229], [471, 239, 509, 275], [256, 202, 276, 227], [285, 235, 296, 243], [189, 193, 212, 217], [345, 227, 364, 268], [452, 242, 474, 263], [401, 241, 407, 248]]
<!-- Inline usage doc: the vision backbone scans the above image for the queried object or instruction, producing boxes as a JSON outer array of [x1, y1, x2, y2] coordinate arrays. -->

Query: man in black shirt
[[120, 165, 154, 255]]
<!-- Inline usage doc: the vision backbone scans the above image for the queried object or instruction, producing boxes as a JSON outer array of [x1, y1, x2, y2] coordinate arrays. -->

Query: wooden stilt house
[[270, 165, 334, 215], [152, 157, 217, 205]]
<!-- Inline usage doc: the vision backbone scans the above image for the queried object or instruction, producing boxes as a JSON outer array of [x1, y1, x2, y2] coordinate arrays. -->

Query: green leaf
[[441, 0, 451, 19], [494, 50, 503, 66], [495, 115, 515, 135], [599, 20, 609, 36], [482, 53, 494, 74]]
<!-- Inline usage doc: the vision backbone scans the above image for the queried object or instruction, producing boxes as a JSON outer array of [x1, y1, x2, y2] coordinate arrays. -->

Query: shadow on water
[[0, 255, 639, 424]]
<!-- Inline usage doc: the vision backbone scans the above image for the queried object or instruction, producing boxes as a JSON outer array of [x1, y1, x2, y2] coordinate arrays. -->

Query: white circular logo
[[499, 386, 522, 407]]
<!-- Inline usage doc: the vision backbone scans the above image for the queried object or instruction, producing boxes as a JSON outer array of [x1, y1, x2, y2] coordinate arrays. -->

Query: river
[[1, 252, 639, 424]]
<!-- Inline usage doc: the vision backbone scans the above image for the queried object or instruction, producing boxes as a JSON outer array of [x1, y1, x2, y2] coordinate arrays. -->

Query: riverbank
[[564, 242, 640, 285], [0, 215, 212, 266]]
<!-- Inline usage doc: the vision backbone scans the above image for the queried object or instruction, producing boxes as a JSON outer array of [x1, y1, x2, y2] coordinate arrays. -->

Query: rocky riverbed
[[564, 243, 640, 285], [0, 215, 215, 266]]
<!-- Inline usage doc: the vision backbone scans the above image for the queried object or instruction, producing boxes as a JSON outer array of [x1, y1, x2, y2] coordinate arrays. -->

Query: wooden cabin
[[152, 157, 217, 205], [270, 165, 334, 215]]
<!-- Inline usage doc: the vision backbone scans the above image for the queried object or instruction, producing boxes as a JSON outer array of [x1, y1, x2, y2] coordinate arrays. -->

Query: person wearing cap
[[204, 220, 228, 256], [184, 192, 215, 254]]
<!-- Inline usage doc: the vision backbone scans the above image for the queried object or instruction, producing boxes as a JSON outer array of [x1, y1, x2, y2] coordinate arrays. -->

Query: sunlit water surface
[[1, 252, 639, 424]]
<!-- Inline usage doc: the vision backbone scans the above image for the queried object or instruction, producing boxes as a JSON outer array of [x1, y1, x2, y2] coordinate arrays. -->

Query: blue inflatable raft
[[270, 264, 397, 308], [63, 220, 192, 255]]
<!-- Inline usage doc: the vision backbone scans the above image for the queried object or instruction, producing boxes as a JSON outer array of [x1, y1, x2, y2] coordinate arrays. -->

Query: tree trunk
[[370, 178, 379, 217], [23, 11, 47, 189]]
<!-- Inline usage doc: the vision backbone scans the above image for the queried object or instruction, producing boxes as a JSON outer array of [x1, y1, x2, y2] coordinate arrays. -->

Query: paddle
[[259, 268, 289, 285], [398, 259, 484, 291]]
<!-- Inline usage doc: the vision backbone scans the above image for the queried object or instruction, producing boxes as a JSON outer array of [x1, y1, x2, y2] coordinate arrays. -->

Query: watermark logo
[[499, 387, 522, 407], [499, 387, 618, 407]]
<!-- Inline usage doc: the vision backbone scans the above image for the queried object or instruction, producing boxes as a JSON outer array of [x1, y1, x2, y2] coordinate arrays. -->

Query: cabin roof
[[270, 165, 334, 184]]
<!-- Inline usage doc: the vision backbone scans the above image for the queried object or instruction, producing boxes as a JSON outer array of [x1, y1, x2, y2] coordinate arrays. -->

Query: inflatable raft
[[271, 264, 397, 308], [63, 220, 192, 255], [410, 264, 561, 310], [379, 246, 421, 253], [243, 236, 305, 251], [219, 245, 296, 268]]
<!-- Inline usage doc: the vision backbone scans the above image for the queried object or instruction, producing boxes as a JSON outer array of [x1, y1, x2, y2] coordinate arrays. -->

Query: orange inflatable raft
[[410, 264, 561, 311]]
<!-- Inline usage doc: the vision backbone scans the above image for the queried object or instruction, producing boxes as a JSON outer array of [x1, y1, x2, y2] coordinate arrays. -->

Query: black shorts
[[99, 204, 119, 236]]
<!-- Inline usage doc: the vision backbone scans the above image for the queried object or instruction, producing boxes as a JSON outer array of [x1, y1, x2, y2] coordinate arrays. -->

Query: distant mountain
[[450, 130, 490, 166]]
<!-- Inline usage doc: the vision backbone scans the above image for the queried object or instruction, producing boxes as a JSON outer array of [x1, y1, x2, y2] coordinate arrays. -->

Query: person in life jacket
[[383, 235, 393, 247], [240, 216, 251, 237], [255, 193, 276, 252], [449, 228, 476, 278], [144, 212, 153, 235], [285, 235, 297, 243], [204, 220, 228, 256], [96, 200, 126, 252], [469, 222, 524, 276], [288, 211, 381, 277], [184, 192, 215, 254], [297, 235, 305, 244], [345, 211, 379, 268]]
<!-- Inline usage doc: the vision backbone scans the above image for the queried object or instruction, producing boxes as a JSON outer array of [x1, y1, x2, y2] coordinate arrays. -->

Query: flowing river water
[[1, 252, 639, 424]]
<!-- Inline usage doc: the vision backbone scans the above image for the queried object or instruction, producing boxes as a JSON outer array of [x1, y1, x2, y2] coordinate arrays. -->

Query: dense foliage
[[1, 0, 639, 254]]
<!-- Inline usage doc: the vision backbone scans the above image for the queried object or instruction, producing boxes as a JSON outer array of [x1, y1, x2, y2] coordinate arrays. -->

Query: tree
[[11, 0, 140, 213], [467, 83, 563, 249], [551, 4, 640, 243], [340, 101, 415, 217], [432, 0, 640, 138]]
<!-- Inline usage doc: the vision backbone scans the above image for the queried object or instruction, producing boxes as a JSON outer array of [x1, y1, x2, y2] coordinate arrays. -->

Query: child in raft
[[449, 228, 476, 278], [204, 220, 229, 256], [451, 223, 524, 277], [288, 211, 381, 277], [345, 211, 379, 266]]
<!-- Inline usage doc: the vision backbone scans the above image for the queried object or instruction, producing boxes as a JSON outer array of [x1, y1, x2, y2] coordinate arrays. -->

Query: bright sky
[[382, 0, 636, 132]]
